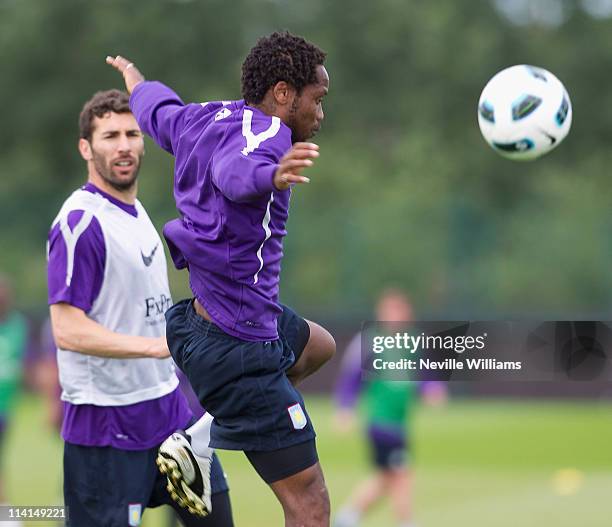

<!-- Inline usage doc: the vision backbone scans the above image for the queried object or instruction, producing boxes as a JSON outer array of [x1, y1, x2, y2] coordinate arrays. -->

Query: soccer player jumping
[[107, 31, 335, 526]]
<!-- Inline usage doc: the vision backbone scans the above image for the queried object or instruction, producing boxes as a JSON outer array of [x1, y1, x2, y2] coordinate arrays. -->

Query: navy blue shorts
[[64, 442, 230, 527], [166, 299, 315, 452], [367, 424, 409, 469]]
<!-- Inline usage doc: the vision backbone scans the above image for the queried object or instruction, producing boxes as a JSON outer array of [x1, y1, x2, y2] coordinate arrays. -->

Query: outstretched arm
[[334, 333, 364, 410], [212, 141, 320, 202], [105, 54, 199, 155], [332, 333, 364, 433]]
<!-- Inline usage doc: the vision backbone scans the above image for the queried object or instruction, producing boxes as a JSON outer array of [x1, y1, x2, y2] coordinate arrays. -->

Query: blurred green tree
[[1, 0, 611, 319]]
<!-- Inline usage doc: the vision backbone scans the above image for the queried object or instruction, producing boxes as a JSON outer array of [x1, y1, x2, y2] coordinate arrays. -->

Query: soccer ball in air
[[477, 64, 572, 160]]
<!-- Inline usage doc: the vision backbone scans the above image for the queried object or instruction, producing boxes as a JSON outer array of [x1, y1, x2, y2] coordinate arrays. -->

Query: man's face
[[87, 112, 144, 191], [377, 294, 413, 322], [287, 65, 329, 143]]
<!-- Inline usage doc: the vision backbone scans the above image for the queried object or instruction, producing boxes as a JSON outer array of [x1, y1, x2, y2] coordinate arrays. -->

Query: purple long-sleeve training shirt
[[131, 82, 294, 341]]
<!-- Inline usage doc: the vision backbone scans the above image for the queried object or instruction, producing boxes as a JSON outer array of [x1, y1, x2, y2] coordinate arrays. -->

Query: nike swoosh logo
[[141, 243, 159, 267]]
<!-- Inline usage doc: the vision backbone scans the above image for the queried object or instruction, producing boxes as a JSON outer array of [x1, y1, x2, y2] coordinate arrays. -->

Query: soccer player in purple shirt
[[47, 90, 233, 526], [107, 31, 336, 526]]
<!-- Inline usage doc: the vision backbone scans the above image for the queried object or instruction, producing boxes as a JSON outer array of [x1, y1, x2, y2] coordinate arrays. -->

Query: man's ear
[[272, 81, 296, 106], [78, 138, 92, 161]]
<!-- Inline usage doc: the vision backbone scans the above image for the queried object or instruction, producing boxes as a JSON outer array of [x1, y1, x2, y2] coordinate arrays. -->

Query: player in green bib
[[0, 276, 28, 507], [365, 378, 418, 438], [333, 289, 446, 527]]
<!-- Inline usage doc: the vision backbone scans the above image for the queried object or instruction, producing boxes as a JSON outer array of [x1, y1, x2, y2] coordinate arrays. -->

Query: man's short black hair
[[241, 31, 326, 105]]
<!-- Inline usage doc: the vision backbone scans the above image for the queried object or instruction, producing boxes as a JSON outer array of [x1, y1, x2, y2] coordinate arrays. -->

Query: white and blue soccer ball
[[477, 64, 572, 161]]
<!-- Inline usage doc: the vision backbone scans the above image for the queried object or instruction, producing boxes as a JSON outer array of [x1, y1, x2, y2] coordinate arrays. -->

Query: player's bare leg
[[287, 320, 335, 386], [270, 462, 330, 527], [385, 468, 413, 525], [335, 469, 414, 527], [334, 473, 386, 527]]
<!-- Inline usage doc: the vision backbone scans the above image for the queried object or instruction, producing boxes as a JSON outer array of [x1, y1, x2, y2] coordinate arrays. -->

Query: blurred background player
[[106, 30, 336, 527], [333, 289, 447, 527], [35, 317, 63, 432], [47, 89, 232, 526], [0, 275, 27, 523]]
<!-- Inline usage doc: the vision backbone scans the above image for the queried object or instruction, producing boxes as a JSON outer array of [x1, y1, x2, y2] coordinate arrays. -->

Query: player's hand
[[273, 142, 319, 191], [332, 409, 357, 434], [147, 336, 171, 359], [105, 55, 145, 94]]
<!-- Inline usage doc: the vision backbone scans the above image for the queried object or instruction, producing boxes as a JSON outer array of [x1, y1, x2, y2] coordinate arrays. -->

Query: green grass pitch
[[3, 394, 611, 526]]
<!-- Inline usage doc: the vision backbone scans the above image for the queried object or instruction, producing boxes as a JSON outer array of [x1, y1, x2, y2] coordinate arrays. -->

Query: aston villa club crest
[[128, 503, 142, 526], [288, 403, 307, 430]]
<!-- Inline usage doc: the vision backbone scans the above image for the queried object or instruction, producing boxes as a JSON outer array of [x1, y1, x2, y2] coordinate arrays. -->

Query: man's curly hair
[[79, 89, 130, 141], [241, 31, 326, 105]]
